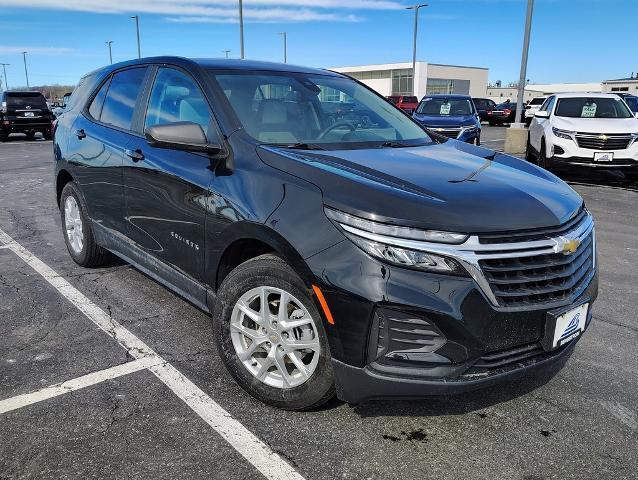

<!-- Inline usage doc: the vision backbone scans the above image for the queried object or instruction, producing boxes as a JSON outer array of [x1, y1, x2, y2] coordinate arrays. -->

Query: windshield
[[401, 96, 418, 104], [5, 92, 48, 109], [528, 97, 546, 106], [416, 98, 473, 116], [209, 70, 431, 148], [624, 96, 638, 113], [554, 97, 633, 119]]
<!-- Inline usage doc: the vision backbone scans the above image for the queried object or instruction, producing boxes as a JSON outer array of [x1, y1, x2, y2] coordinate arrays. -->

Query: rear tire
[[25, 131, 36, 140], [60, 182, 111, 267], [212, 254, 335, 410], [488, 121, 496, 127], [525, 135, 536, 163]]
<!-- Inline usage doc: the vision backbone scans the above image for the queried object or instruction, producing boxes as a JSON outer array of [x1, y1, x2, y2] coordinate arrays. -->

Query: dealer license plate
[[552, 303, 589, 348], [594, 152, 613, 162]]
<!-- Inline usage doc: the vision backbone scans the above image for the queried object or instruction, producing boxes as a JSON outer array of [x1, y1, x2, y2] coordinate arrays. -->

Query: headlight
[[460, 124, 478, 132], [325, 207, 469, 275], [552, 127, 575, 141]]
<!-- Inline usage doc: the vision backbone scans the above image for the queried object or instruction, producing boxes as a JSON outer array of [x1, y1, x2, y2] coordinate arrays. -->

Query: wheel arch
[[212, 222, 316, 293], [56, 169, 74, 206]]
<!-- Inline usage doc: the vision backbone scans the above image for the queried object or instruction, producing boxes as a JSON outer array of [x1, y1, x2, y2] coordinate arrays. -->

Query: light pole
[[0, 63, 9, 91], [279, 32, 287, 63], [223, 50, 231, 59], [22, 52, 29, 88], [406, 3, 427, 96], [515, 0, 534, 124], [238, 0, 245, 59], [106, 41, 113, 64], [131, 16, 141, 59]]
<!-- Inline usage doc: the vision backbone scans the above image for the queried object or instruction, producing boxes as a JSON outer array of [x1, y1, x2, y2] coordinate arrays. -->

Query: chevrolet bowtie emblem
[[559, 237, 580, 255], [599, 134, 608, 141]]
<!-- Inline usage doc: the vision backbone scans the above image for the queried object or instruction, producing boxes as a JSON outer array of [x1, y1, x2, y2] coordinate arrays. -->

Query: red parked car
[[386, 95, 419, 114]]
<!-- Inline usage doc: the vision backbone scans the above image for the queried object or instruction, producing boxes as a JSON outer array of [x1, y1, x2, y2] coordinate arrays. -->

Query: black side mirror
[[145, 121, 222, 154]]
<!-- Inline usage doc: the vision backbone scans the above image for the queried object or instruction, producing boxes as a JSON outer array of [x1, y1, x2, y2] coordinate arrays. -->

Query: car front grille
[[479, 231, 594, 307], [459, 341, 573, 378], [575, 132, 633, 151], [430, 127, 461, 139]]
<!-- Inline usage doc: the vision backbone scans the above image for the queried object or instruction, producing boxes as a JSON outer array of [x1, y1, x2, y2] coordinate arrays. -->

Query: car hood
[[256, 140, 582, 233], [412, 114, 476, 127], [553, 116, 638, 133]]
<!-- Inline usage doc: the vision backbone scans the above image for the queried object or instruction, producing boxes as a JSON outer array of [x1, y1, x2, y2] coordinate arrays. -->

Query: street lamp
[[406, 3, 428, 96], [0, 63, 9, 91], [131, 16, 141, 59], [223, 49, 231, 59], [238, 0, 245, 59], [279, 32, 287, 64], [515, 0, 534, 124], [22, 52, 29, 88], [106, 41, 113, 65]]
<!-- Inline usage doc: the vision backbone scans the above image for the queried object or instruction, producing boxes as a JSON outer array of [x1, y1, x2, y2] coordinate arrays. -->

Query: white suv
[[527, 93, 638, 180], [524, 96, 547, 126]]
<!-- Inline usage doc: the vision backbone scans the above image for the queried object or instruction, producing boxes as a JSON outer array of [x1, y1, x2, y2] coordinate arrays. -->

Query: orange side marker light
[[312, 285, 335, 325]]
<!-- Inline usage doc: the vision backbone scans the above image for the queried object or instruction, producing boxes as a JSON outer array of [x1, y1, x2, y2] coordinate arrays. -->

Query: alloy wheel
[[230, 286, 320, 389], [64, 195, 84, 254]]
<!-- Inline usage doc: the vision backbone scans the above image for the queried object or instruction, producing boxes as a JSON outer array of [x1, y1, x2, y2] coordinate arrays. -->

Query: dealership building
[[329, 62, 489, 99]]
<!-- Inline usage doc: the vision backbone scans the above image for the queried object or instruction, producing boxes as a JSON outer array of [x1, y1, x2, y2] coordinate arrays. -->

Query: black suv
[[1, 90, 53, 141], [54, 57, 598, 409]]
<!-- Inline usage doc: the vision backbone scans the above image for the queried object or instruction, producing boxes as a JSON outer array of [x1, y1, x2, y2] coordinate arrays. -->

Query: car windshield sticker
[[440, 103, 451, 115], [581, 103, 597, 118]]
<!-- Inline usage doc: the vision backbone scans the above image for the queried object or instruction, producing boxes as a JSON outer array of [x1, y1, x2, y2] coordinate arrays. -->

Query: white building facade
[[329, 62, 488, 100], [602, 76, 638, 94], [487, 82, 603, 103]]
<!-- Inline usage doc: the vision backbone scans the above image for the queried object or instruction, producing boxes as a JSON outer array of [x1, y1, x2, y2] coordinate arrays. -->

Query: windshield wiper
[[379, 141, 412, 148], [279, 142, 326, 151]]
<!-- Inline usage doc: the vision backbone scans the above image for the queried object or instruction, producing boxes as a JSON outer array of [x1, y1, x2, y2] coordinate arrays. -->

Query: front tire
[[212, 254, 335, 410], [538, 139, 549, 170], [525, 135, 536, 163], [60, 182, 110, 267]]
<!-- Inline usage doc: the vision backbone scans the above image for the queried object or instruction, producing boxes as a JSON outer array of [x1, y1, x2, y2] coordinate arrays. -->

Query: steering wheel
[[317, 122, 356, 139]]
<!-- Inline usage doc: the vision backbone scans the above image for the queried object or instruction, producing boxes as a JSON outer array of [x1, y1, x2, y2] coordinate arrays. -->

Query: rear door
[[67, 66, 149, 238], [123, 65, 216, 286]]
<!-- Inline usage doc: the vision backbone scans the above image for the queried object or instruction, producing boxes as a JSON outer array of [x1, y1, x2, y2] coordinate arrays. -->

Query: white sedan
[[527, 92, 638, 180]]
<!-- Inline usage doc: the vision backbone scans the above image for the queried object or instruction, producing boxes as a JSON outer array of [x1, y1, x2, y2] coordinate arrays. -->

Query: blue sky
[[0, 0, 636, 88]]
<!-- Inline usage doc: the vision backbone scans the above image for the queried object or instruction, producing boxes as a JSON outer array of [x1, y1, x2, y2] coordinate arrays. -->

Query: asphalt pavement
[[1, 129, 637, 480]]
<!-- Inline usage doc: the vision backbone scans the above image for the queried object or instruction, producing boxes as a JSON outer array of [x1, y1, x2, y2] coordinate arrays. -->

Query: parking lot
[[1, 128, 637, 479]]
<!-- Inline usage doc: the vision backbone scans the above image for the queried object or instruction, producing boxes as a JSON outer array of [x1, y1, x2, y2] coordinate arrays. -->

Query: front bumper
[[307, 223, 598, 404], [333, 333, 579, 404], [549, 135, 638, 170]]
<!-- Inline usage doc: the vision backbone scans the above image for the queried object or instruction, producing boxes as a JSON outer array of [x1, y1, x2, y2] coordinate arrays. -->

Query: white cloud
[[0, 0, 398, 23], [0, 46, 75, 55]]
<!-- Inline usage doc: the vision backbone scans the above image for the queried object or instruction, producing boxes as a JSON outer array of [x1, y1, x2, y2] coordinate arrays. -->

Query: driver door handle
[[75, 129, 86, 139], [124, 148, 144, 162]]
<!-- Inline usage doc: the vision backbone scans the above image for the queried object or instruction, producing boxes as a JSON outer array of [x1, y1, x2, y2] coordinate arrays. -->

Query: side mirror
[[145, 121, 222, 154], [534, 111, 550, 119]]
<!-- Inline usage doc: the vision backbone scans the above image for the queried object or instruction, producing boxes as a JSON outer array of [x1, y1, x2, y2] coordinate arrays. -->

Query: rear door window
[[88, 78, 111, 120], [99, 67, 147, 130]]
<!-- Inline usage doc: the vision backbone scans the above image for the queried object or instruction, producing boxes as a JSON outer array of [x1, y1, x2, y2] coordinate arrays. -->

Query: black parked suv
[[54, 57, 598, 409], [1, 90, 53, 141]]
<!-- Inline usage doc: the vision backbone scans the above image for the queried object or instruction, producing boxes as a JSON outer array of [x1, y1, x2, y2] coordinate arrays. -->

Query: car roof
[[88, 56, 341, 78], [551, 92, 620, 99], [423, 94, 471, 99]]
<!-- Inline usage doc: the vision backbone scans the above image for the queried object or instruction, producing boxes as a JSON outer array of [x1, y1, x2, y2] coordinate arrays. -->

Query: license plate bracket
[[594, 151, 613, 162], [541, 301, 590, 351]]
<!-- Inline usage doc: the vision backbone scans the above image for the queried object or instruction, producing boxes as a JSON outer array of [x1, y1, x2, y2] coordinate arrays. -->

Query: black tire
[[475, 135, 481, 146], [25, 131, 36, 140], [538, 139, 548, 170], [44, 131, 52, 141], [488, 120, 496, 127], [525, 135, 536, 163], [212, 254, 335, 410], [60, 182, 111, 267], [0, 133, 7, 142], [625, 172, 638, 184]]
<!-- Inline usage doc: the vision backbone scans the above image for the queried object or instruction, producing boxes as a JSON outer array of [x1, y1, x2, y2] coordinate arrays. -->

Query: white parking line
[[0, 227, 305, 480], [0, 358, 158, 415]]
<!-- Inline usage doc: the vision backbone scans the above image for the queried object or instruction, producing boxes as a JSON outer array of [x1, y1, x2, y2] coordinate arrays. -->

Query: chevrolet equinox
[[54, 57, 598, 409]]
